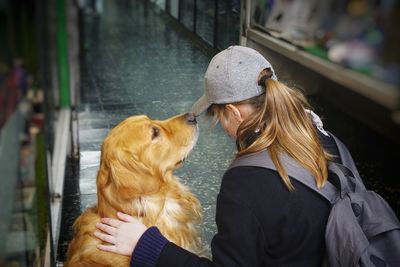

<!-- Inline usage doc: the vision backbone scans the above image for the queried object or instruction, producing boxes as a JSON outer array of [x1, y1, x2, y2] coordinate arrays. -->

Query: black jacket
[[156, 133, 339, 267]]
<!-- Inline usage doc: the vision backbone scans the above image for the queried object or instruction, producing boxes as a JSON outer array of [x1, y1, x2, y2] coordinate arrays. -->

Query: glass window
[[180, 0, 194, 31], [196, 0, 215, 46], [170, 0, 179, 19], [216, 0, 240, 49], [250, 0, 400, 86], [0, 100, 46, 267], [152, 0, 166, 10]]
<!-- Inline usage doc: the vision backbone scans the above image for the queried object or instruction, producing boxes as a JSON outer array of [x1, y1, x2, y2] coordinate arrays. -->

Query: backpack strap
[[327, 132, 365, 190], [228, 133, 365, 203], [229, 150, 339, 204], [327, 162, 358, 198]]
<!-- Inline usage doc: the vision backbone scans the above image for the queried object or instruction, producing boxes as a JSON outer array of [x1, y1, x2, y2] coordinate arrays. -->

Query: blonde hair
[[207, 69, 331, 191]]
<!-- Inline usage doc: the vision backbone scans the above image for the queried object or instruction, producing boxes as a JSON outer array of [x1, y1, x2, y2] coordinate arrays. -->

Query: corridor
[[57, 0, 400, 263], [57, 0, 235, 261]]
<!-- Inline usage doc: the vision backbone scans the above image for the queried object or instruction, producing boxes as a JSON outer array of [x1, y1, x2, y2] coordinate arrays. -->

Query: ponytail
[[235, 71, 330, 191]]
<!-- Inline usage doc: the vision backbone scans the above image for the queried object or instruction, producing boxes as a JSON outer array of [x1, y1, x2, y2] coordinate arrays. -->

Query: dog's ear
[[106, 154, 162, 199]]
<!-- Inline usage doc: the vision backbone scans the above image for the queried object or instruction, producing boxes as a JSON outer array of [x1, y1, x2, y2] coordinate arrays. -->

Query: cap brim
[[192, 94, 210, 116]]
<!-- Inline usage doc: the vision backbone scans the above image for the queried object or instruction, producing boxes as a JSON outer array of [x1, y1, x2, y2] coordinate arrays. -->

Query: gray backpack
[[229, 133, 400, 267]]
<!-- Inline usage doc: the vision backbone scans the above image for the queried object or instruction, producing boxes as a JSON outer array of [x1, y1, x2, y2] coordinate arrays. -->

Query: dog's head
[[97, 113, 198, 200]]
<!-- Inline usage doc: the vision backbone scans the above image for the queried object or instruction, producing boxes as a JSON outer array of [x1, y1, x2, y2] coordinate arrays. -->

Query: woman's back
[[211, 131, 338, 266]]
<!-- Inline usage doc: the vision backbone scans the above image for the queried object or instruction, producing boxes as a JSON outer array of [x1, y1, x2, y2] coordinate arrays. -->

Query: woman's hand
[[94, 212, 148, 256]]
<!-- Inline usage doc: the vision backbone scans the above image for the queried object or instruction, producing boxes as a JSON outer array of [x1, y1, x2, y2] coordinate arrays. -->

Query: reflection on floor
[[57, 0, 235, 262]]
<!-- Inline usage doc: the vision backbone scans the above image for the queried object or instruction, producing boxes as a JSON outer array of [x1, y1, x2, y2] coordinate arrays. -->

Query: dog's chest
[[132, 196, 184, 223]]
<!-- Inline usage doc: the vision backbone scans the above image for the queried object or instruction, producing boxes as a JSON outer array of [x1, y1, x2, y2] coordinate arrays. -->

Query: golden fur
[[65, 113, 203, 266]]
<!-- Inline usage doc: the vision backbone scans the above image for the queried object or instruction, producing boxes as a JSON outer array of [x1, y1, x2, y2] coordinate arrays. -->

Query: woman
[[94, 46, 341, 266]]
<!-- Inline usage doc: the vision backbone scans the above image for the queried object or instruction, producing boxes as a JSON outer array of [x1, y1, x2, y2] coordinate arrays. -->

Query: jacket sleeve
[[130, 227, 169, 267]]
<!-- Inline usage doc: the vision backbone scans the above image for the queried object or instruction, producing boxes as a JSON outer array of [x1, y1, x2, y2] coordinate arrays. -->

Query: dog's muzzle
[[186, 112, 197, 125]]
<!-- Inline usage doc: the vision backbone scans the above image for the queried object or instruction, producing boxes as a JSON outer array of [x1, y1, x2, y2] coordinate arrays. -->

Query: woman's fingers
[[117, 212, 135, 222], [94, 231, 116, 244], [97, 244, 117, 253], [93, 214, 147, 256], [96, 222, 116, 235], [100, 217, 122, 227]]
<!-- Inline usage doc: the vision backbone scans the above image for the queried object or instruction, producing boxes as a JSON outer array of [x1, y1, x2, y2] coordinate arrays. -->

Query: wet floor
[[57, 0, 234, 261], [57, 0, 400, 262]]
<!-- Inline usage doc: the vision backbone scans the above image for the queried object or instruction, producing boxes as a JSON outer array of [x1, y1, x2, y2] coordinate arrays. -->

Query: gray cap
[[192, 45, 277, 116]]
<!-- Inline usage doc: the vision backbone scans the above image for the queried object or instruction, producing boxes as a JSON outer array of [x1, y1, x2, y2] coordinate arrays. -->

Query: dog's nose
[[186, 112, 197, 125]]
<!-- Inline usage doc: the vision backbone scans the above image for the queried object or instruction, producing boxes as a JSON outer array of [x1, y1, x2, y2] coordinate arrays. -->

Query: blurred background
[[0, 0, 399, 266]]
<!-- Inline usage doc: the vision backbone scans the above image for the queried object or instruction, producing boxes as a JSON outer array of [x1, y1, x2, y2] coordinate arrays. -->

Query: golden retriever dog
[[65, 113, 203, 266]]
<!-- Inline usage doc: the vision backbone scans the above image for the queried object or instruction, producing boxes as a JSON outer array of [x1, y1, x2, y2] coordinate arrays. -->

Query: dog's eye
[[151, 127, 160, 140]]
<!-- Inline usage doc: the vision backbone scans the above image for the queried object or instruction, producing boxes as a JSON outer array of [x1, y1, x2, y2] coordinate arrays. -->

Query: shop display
[[0, 56, 45, 266], [252, 0, 400, 86]]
